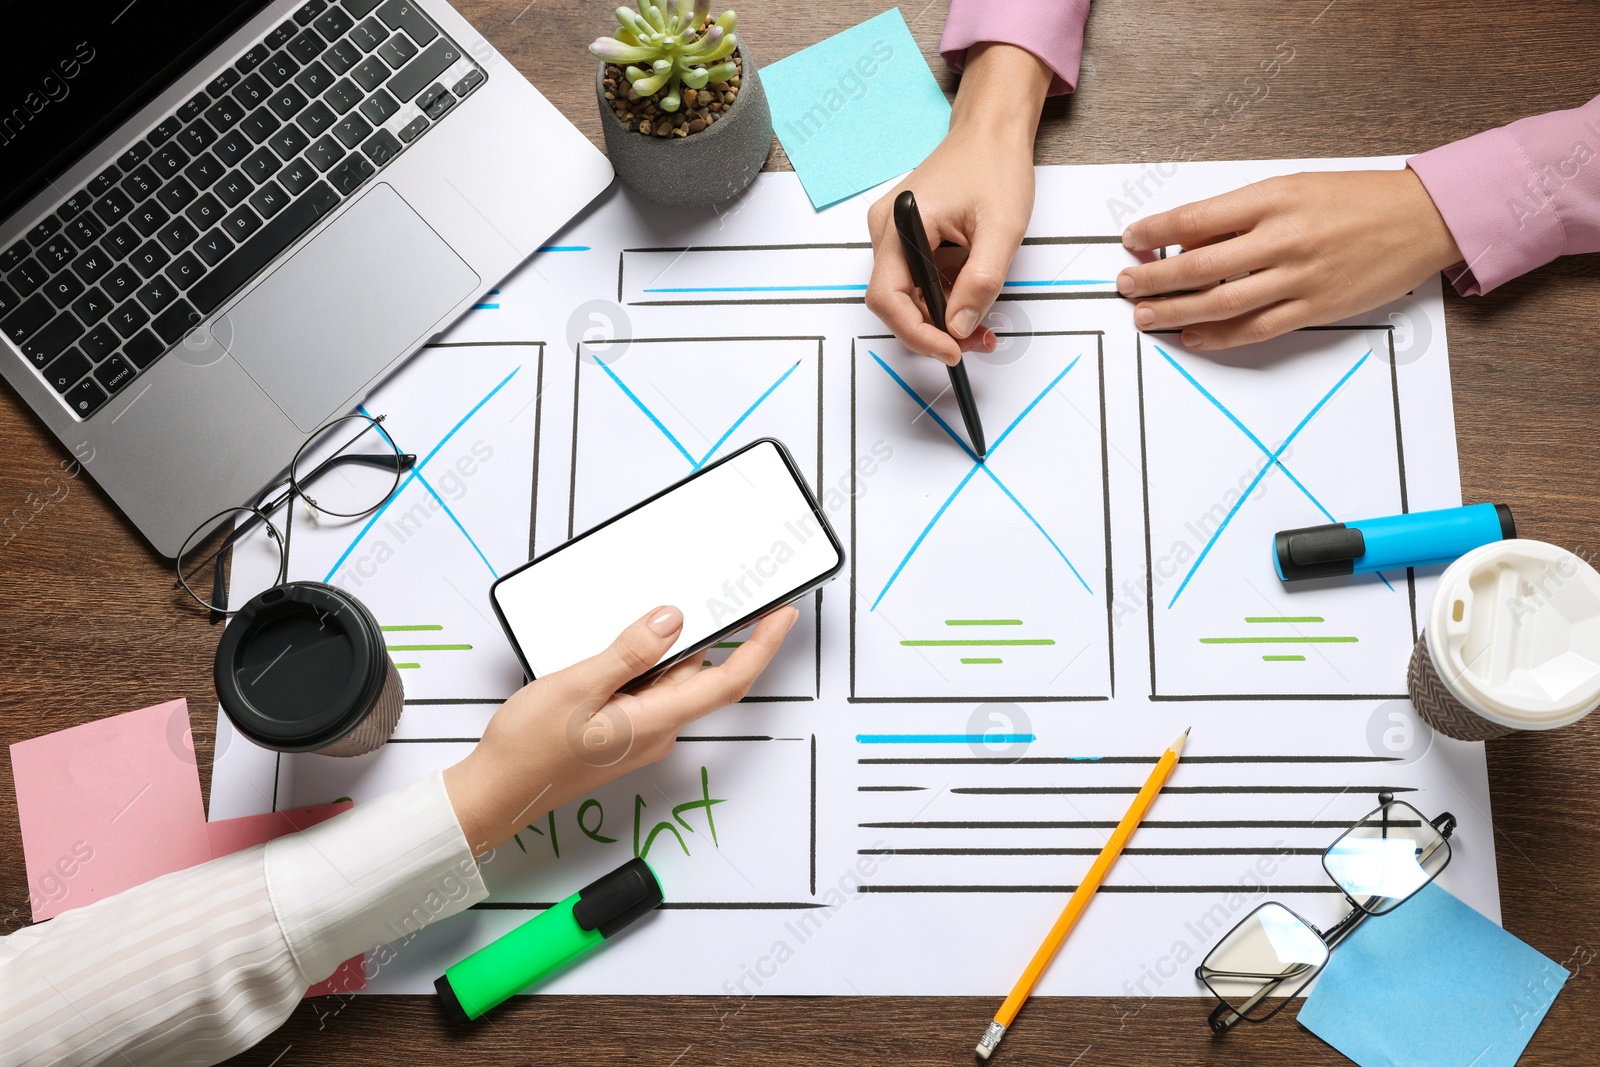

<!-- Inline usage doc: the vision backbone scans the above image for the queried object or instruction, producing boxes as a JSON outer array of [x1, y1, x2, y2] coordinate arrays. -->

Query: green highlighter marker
[[435, 858, 664, 1022]]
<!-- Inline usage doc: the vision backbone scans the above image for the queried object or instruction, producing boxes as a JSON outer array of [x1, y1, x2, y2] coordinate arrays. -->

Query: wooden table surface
[[4, 1, 1599, 1063]]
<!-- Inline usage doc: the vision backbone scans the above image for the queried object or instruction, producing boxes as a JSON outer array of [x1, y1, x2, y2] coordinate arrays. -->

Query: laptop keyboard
[[0, 0, 485, 420]]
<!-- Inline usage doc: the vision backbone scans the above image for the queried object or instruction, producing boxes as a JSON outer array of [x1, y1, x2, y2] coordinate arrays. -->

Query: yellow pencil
[[975, 727, 1190, 1060]]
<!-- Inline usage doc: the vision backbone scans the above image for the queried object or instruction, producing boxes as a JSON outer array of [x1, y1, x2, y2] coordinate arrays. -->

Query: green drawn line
[[944, 619, 1023, 627], [1262, 655, 1306, 662], [393, 662, 421, 669], [1200, 637, 1357, 645], [1244, 616, 1324, 624], [901, 639, 1056, 647], [381, 624, 444, 632], [712, 641, 744, 649], [961, 657, 1004, 665], [385, 643, 474, 651]]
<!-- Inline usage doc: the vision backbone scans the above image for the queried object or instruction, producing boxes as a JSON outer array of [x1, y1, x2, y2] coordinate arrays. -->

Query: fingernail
[[648, 606, 683, 636], [1117, 273, 1135, 296], [1135, 306, 1156, 326], [948, 309, 978, 338], [1181, 331, 1203, 349], [1122, 229, 1137, 249]]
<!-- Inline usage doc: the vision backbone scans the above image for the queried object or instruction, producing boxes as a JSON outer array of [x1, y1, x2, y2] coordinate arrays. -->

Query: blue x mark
[[593, 356, 801, 471], [869, 351, 1093, 610], [322, 366, 521, 582], [1157, 344, 1385, 608]]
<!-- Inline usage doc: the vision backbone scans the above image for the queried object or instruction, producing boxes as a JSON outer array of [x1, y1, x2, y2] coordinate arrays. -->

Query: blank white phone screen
[[494, 441, 840, 678]]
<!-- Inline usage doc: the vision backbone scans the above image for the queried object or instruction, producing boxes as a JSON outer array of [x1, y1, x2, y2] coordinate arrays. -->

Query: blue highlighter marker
[[1274, 503, 1516, 582]]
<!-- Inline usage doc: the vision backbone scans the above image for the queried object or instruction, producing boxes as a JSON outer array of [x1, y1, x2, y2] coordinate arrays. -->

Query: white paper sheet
[[209, 158, 1498, 999]]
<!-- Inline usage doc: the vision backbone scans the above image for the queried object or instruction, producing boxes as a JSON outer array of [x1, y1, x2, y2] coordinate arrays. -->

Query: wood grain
[[3, 2, 1598, 1064]]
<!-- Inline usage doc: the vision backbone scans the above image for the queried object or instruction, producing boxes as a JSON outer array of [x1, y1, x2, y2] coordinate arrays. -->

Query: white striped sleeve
[[0, 770, 485, 1067]]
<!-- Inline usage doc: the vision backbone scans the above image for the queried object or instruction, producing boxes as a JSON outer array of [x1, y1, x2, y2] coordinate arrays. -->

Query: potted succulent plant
[[591, 2, 772, 208]]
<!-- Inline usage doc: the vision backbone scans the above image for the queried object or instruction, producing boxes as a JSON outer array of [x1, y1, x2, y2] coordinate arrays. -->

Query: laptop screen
[[0, 0, 275, 223]]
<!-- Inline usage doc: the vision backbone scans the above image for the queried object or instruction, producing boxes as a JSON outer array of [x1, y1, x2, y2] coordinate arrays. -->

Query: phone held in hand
[[490, 439, 844, 685]]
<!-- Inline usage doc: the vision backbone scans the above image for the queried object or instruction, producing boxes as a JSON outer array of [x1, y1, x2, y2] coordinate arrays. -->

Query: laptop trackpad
[[214, 183, 479, 432]]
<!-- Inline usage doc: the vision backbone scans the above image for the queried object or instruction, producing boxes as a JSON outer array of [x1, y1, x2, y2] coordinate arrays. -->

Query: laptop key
[[315, 7, 354, 40], [215, 172, 254, 207], [117, 141, 153, 170], [388, 40, 463, 102], [306, 134, 346, 172], [378, 1, 437, 45], [266, 21, 298, 49], [359, 89, 398, 126], [151, 144, 191, 180], [0, 279, 16, 318], [66, 214, 107, 251], [148, 115, 184, 148], [345, 0, 383, 16], [350, 18, 389, 53], [222, 204, 263, 243], [81, 323, 120, 361], [237, 44, 272, 74], [71, 286, 112, 326], [95, 355, 137, 394], [71, 249, 112, 286], [153, 301, 202, 345], [295, 0, 328, 25], [177, 119, 218, 155], [376, 34, 417, 71], [28, 217, 62, 245], [107, 301, 151, 338], [322, 39, 362, 76], [361, 128, 401, 167], [65, 377, 108, 417], [277, 157, 317, 195], [101, 264, 141, 303], [213, 129, 253, 167], [192, 229, 235, 267], [2, 293, 54, 343], [121, 165, 160, 203], [324, 77, 363, 114], [156, 177, 200, 214], [207, 68, 242, 97], [8, 257, 48, 296], [130, 241, 171, 279], [327, 153, 375, 196], [242, 147, 283, 183], [136, 275, 179, 315], [189, 181, 340, 314], [38, 236, 76, 271], [101, 224, 140, 260], [294, 60, 336, 97], [43, 348, 91, 393], [396, 114, 428, 144], [261, 52, 301, 89], [45, 272, 85, 309], [331, 113, 372, 148], [298, 100, 337, 138], [205, 96, 247, 132], [178, 93, 209, 123], [2, 241, 28, 271], [21, 312, 84, 366], [130, 202, 171, 239], [94, 189, 135, 226], [269, 84, 310, 121], [241, 107, 282, 144], [87, 166, 121, 197], [124, 329, 166, 368], [288, 29, 325, 65], [234, 73, 271, 109], [249, 181, 290, 220], [165, 252, 205, 290], [423, 86, 455, 120], [186, 192, 226, 229], [158, 217, 200, 255]]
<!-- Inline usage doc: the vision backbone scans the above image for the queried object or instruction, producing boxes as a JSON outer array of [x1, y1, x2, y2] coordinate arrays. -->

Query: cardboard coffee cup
[[215, 581, 404, 756], [1408, 539, 1600, 740]]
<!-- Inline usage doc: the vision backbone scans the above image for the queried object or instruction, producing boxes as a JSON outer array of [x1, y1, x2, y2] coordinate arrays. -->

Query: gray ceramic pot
[[595, 44, 772, 208]]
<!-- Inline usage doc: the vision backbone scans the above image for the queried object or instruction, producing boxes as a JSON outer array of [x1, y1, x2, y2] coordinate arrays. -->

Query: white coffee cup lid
[[1428, 539, 1600, 728]]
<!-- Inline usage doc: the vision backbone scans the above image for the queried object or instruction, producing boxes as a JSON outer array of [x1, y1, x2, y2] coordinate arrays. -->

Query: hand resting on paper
[[1116, 169, 1462, 350], [442, 603, 798, 856], [865, 43, 1054, 366]]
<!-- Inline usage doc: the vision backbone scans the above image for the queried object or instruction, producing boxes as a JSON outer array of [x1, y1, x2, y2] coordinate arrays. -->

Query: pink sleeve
[[1408, 94, 1600, 295], [941, 0, 1092, 97]]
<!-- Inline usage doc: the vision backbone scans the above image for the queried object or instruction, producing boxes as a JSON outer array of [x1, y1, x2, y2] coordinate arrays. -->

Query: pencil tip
[[1171, 727, 1191, 756]]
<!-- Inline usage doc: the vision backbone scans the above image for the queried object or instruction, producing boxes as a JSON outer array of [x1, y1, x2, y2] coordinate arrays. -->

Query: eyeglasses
[[174, 413, 415, 620], [1196, 791, 1458, 1034]]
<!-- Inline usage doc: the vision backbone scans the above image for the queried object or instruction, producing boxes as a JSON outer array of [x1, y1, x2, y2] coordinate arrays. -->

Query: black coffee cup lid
[[214, 581, 388, 752]]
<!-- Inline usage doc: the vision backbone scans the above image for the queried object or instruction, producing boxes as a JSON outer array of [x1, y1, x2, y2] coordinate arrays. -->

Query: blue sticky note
[[1298, 884, 1568, 1067], [762, 9, 950, 209]]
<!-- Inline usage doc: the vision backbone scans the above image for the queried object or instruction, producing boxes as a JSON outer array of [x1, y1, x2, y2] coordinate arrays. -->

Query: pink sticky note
[[205, 802, 366, 996], [11, 699, 211, 921]]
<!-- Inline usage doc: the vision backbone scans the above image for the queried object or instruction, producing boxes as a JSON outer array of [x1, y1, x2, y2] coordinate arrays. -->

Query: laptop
[[0, 0, 613, 556]]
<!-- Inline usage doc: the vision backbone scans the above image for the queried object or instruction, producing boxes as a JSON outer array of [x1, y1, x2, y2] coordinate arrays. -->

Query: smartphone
[[490, 438, 844, 683]]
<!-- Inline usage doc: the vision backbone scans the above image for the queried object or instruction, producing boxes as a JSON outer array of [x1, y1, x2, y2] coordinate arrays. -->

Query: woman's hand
[[865, 43, 1054, 366], [1116, 169, 1462, 349], [442, 604, 797, 855]]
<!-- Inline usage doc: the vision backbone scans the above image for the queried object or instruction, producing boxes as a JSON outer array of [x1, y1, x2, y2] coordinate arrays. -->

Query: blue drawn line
[[472, 289, 501, 310], [1165, 351, 1371, 608], [642, 280, 1109, 294], [696, 360, 801, 469], [870, 464, 982, 610], [868, 354, 1090, 607], [414, 471, 497, 578], [324, 367, 520, 582], [538, 245, 590, 252], [856, 734, 1037, 744], [593, 358, 697, 467]]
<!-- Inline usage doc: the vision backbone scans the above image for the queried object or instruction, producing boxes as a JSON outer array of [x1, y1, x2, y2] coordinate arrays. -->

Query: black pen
[[892, 190, 988, 460]]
